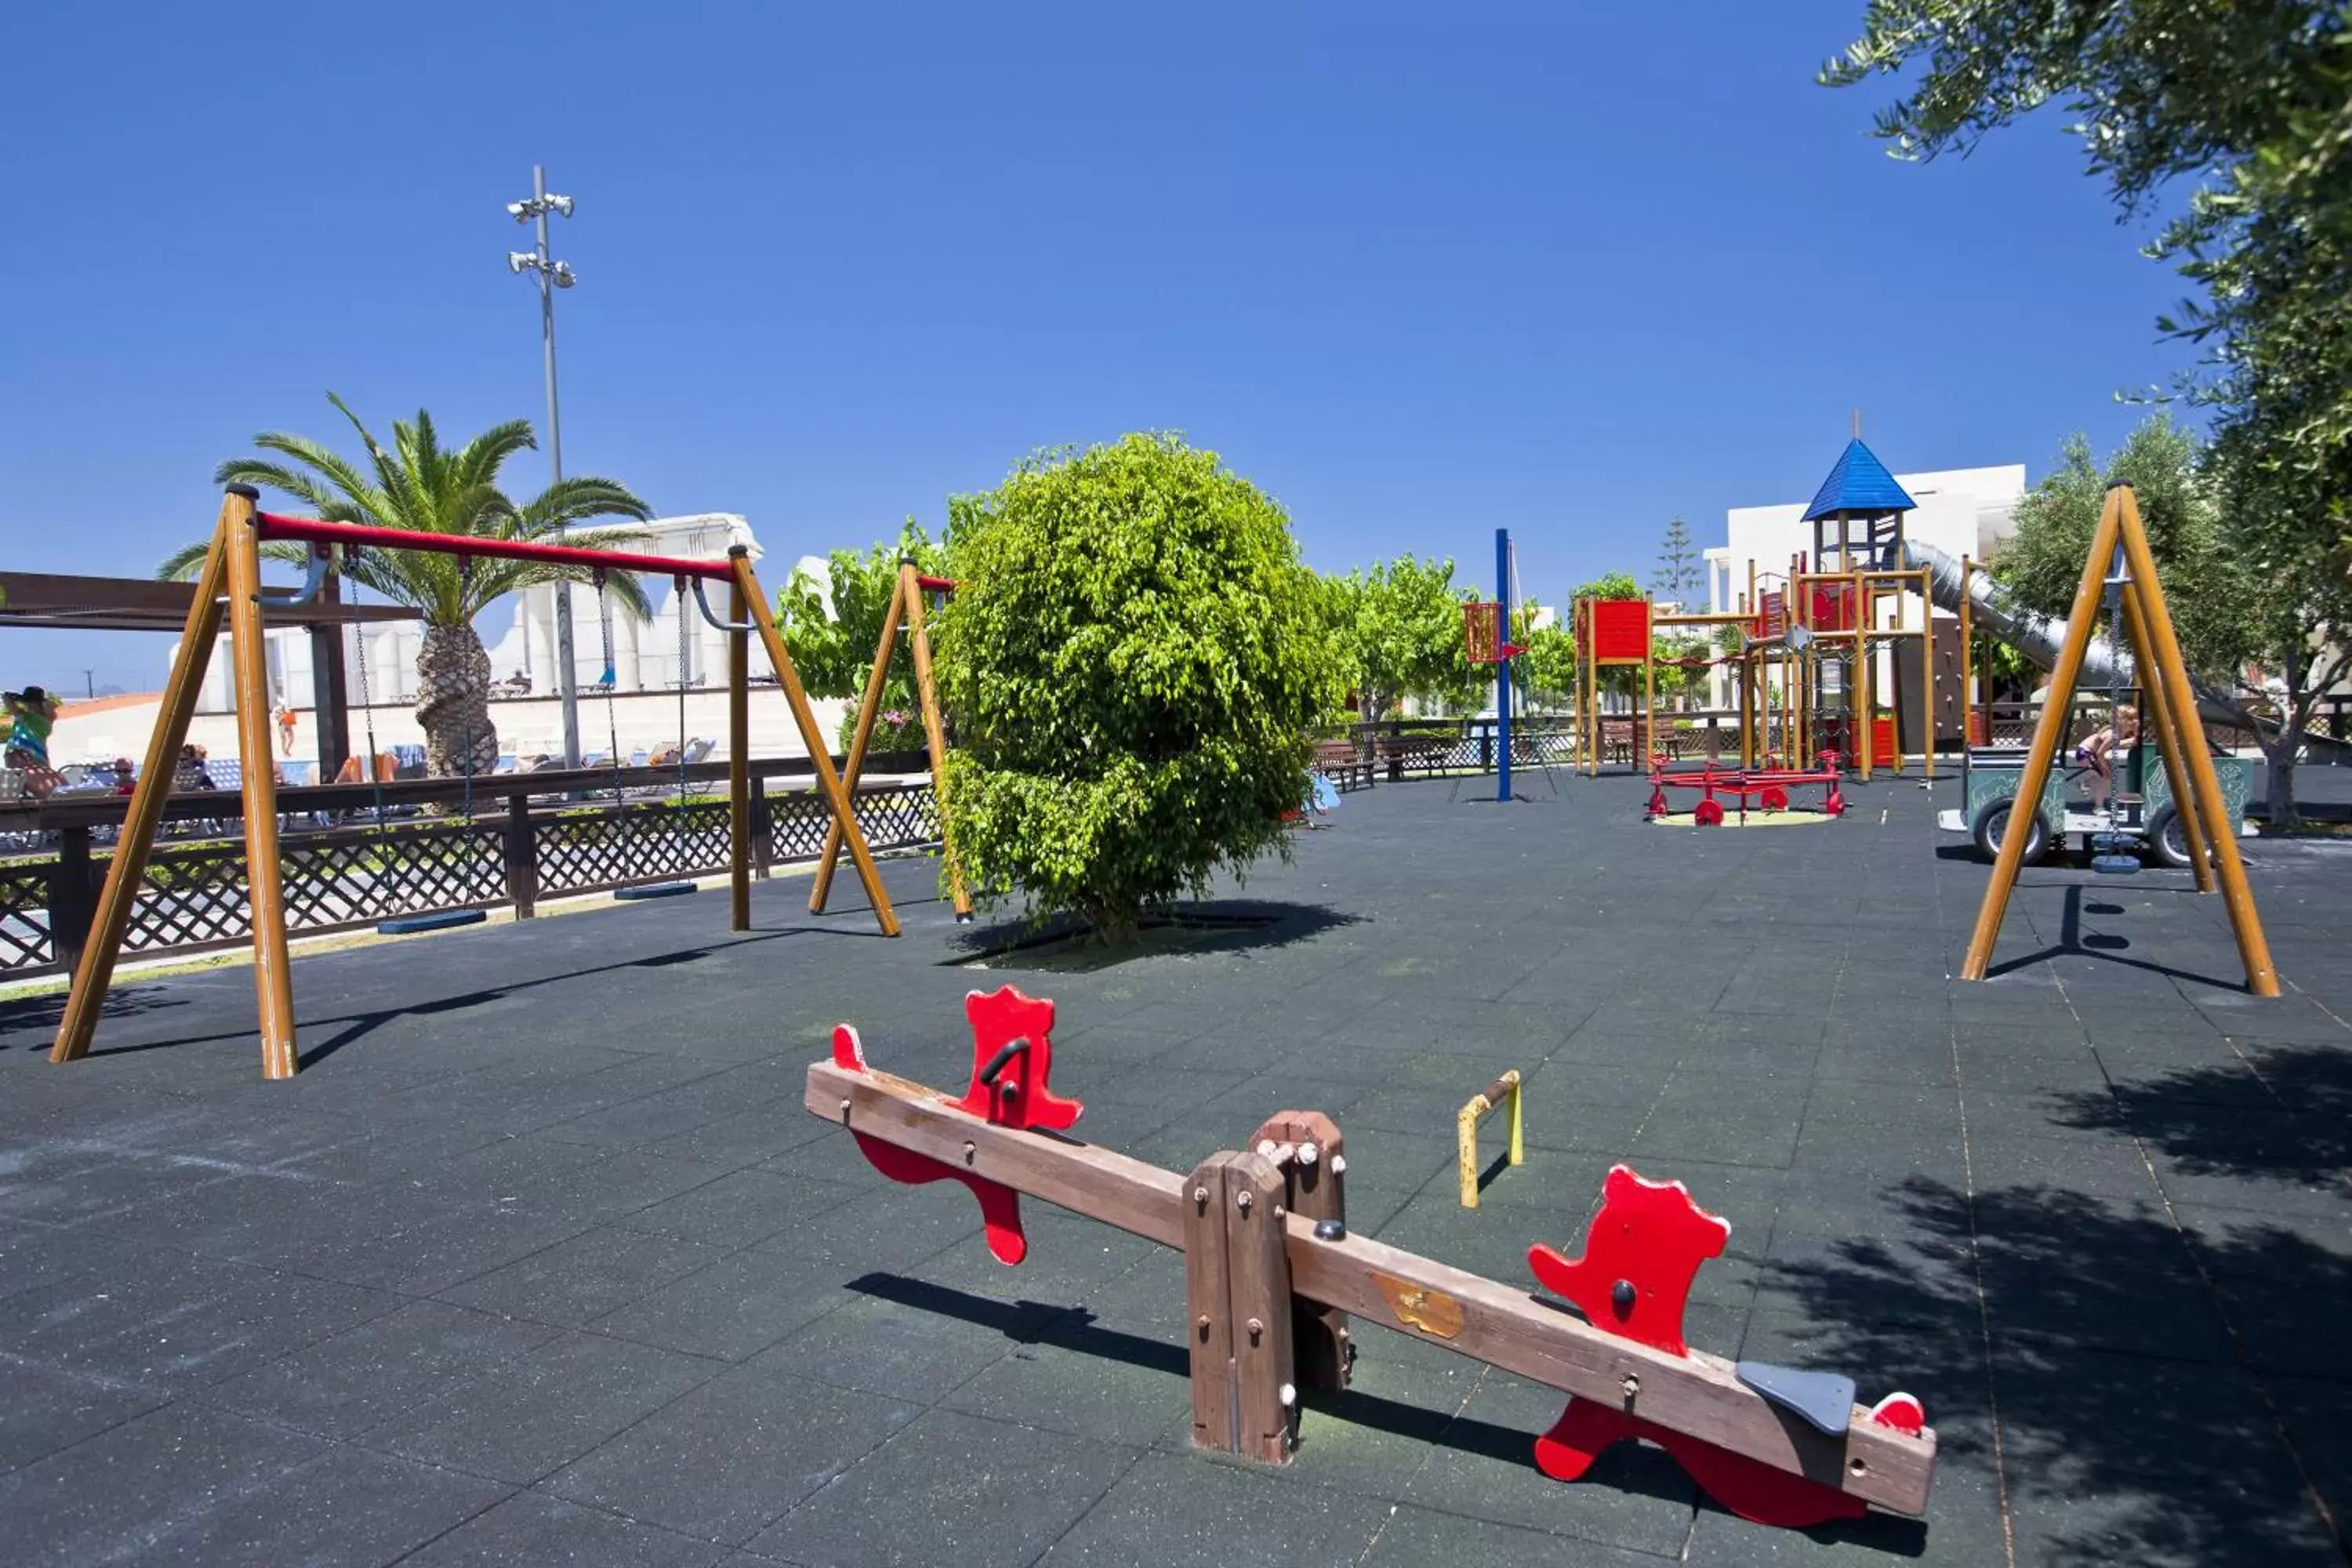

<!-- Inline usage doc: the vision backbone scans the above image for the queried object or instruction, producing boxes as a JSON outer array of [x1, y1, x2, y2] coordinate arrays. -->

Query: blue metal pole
[[1495, 527, 1512, 803]]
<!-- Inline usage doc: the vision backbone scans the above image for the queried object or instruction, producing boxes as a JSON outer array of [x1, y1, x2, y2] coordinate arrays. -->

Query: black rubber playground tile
[[0, 776, 2346, 1567]]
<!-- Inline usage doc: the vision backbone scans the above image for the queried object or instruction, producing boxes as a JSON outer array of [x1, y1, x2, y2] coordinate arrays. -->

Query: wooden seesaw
[[805, 986, 1936, 1528]]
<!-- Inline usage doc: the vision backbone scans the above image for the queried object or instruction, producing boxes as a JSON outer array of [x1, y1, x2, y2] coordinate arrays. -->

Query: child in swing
[[2074, 705, 2137, 813]]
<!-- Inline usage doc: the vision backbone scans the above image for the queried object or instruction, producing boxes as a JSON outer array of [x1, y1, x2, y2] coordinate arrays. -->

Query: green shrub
[[936, 434, 1339, 937]]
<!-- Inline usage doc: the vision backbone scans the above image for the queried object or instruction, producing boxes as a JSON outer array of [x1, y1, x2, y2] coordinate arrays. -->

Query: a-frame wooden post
[[898, 564, 971, 921], [51, 492, 241, 1065], [1961, 485, 2278, 995], [2119, 587, 2215, 893], [225, 500, 299, 1076], [730, 547, 901, 936], [811, 563, 969, 920], [2116, 492, 2277, 993], [808, 568, 906, 914]]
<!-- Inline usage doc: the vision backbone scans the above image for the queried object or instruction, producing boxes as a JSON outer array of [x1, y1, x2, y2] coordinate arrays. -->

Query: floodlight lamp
[[506, 201, 530, 222], [548, 194, 574, 218], [550, 261, 577, 289], [507, 251, 536, 273]]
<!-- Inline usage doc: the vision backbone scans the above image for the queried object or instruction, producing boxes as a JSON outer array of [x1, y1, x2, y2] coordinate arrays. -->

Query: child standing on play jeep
[[2074, 705, 2137, 814]]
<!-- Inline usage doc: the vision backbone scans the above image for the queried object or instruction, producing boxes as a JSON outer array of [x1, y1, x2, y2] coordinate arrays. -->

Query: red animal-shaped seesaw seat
[[1526, 1166, 1924, 1527]]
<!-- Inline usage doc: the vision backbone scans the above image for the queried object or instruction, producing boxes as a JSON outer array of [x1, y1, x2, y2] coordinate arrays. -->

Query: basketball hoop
[[1464, 601, 1519, 665]]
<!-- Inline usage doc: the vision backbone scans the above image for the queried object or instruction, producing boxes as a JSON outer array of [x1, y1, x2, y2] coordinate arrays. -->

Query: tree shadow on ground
[[2051, 1043, 2352, 1187], [1763, 1176, 2349, 1567], [0, 984, 187, 1048], [946, 899, 1366, 973]]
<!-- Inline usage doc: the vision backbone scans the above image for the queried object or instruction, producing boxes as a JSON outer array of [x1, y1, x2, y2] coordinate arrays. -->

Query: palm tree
[[162, 394, 654, 778]]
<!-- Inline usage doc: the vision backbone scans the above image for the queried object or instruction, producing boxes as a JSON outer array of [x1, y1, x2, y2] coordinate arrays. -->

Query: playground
[[3, 765, 2346, 1567]]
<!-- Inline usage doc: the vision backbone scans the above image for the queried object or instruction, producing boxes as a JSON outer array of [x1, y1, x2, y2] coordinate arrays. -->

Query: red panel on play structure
[[1810, 582, 1856, 632], [1586, 600, 1650, 665]]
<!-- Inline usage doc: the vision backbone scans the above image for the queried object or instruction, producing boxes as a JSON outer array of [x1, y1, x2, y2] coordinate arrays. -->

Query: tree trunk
[[2267, 733, 2299, 829], [414, 622, 499, 779]]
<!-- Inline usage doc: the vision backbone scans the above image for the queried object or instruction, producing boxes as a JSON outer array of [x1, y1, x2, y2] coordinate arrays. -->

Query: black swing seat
[[1735, 1361, 1856, 1436], [614, 881, 697, 902], [378, 909, 488, 936]]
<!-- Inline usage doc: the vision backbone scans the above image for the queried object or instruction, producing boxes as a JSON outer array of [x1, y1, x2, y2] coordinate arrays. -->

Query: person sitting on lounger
[[2, 686, 64, 799]]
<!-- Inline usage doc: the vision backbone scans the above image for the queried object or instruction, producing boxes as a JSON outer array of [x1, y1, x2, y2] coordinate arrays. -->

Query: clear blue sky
[[1, 1, 2188, 693]]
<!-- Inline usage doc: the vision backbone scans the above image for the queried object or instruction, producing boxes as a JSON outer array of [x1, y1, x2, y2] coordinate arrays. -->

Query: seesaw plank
[[805, 1061, 1187, 1247], [1280, 1218, 1934, 1516]]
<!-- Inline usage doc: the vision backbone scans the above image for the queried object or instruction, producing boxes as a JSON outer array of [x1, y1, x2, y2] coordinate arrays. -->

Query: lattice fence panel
[[123, 842, 257, 953], [768, 784, 941, 864], [537, 800, 735, 897], [0, 862, 54, 972], [281, 825, 506, 927]]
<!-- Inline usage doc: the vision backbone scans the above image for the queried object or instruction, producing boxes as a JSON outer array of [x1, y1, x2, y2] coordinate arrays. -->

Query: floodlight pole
[[512, 163, 582, 768]]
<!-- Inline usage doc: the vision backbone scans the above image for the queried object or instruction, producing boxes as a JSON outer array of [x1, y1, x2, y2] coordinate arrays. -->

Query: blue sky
[[2, 2, 2190, 691]]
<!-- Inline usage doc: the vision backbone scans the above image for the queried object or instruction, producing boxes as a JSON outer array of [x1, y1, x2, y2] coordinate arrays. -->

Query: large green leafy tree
[[1819, 2, 2352, 567], [935, 434, 1339, 937], [1996, 414, 2235, 669], [1994, 412, 2352, 824], [163, 394, 651, 775], [1324, 555, 1481, 725], [774, 521, 949, 753], [2204, 437, 2352, 825], [1510, 602, 1577, 712]]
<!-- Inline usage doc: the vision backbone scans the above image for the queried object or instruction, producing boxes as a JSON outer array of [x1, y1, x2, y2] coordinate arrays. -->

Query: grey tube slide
[[1895, 538, 2257, 733]]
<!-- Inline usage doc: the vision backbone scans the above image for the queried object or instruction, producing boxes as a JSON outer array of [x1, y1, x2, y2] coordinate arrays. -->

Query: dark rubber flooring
[[2, 768, 2347, 1567]]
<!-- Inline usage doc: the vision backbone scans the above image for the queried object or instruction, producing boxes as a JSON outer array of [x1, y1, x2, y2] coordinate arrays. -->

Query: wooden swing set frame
[[809, 558, 970, 920], [49, 485, 906, 1081], [1961, 484, 2278, 993]]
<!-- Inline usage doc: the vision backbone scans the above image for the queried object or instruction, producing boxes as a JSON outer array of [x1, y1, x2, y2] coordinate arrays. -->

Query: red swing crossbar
[[253, 513, 739, 583]]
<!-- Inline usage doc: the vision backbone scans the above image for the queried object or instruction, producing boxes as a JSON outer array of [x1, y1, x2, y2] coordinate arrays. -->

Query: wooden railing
[[0, 752, 942, 980]]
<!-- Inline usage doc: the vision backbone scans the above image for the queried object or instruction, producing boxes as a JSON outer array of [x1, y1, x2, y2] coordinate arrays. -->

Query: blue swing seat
[[615, 881, 697, 902], [378, 909, 488, 936]]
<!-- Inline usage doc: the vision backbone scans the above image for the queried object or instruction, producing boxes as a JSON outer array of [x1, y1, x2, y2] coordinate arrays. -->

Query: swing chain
[[595, 570, 625, 807], [2102, 546, 2130, 830], [345, 546, 391, 844], [675, 574, 692, 873]]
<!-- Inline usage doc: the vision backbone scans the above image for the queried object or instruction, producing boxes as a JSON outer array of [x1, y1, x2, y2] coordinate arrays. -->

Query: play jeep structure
[[1958, 743, 2252, 869]]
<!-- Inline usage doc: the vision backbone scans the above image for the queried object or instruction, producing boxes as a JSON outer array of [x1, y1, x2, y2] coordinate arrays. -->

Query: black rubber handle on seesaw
[[978, 1038, 1029, 1088]]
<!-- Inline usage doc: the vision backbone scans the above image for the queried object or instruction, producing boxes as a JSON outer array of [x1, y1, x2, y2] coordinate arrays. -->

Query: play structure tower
[[1789, 438, 1935, 780]]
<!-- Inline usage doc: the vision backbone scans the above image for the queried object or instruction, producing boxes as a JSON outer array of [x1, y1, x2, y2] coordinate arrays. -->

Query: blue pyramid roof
[[1802, 439, 1915, 521]]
